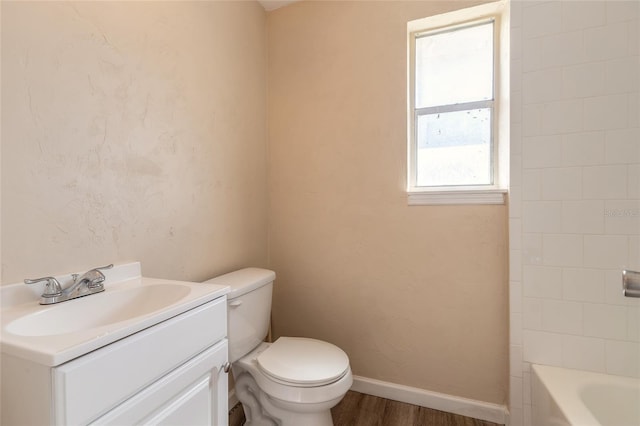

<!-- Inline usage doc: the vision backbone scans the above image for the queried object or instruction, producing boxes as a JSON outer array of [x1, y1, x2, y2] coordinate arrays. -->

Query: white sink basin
[[6, 284, 191, 337], [0, 262, 229, 366]]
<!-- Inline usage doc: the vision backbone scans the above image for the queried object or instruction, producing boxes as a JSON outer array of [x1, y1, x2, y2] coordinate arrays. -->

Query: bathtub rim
[[532, 364, 640, 426]]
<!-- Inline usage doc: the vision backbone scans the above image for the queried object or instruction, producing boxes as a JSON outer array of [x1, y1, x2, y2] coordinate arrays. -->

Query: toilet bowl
[[204, 268, 352, 426], [233, 339, 352, 426]]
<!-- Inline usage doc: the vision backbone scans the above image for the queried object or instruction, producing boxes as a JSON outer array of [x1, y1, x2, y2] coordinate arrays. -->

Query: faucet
[[24, 264, 114, 305]]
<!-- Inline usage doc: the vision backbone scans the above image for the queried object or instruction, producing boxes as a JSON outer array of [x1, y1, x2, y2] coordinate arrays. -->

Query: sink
[[6, 284, 191, 337], [0, 262, 230, 366]]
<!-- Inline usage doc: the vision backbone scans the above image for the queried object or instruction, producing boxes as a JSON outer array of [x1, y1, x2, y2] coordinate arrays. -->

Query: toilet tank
[[203, 268, 275, 363]]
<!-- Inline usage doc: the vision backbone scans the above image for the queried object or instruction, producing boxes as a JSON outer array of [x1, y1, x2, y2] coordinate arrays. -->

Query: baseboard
[[227, 374, 508, 424], [351, 375, 508, 425]]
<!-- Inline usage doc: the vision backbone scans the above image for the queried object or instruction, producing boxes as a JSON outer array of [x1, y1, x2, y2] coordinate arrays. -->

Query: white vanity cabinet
[[2, 295, 229, 426], [85, 339, 228, 426]]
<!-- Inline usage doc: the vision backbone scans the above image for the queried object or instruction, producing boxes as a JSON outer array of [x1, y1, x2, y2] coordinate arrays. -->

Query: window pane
[[415, 22, 493, 108], [416, 108, 492, 187]]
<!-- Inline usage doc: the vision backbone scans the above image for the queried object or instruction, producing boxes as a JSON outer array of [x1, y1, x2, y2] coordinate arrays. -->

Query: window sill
[[407, 189, 507, 206]]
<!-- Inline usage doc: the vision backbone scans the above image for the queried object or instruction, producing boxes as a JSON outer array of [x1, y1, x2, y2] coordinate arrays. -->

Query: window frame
[[407, 2, 508, 205]]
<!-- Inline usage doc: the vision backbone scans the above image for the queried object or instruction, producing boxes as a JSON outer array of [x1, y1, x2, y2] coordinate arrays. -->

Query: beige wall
[[1, 1, 268, 283], [1, 0, 508, 407], [268, 1, 508, 404]]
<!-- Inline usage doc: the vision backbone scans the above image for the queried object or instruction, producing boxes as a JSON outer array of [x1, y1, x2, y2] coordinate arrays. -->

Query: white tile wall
[[605, 340, 640, 377], [522, 233, 542, 265], [523, 68, 563, 104], [628, 165, 640, 198], [522, 135, 563, 168], [605, 128, 639, 164], [583, 234, 629, 268], [522, 330, 563, 366], [563, 63, 605, 99], [561, 334, 606, 372], [629, 237, 640, 271], [542, 234, 583, 267], [522, 201, 562, 233], [510, 282, 523, 314], [521, 1, 561, 38], [509, 376, 523, 410], [629, 93, 639, 127], [561, 1, 605, 31], [510, 1, 640, 425], [510, 249, 523, 282], [540, 299, 583, 334], [562, 268, 605, 303], [583, 165, 628, 199], [628, 307, 640, 341], [541, 167, 582, 200], [562, 132, 605, 167], [606, 57, 640, 94], [583, 23, 629, 62], [522, 170, 541, 200], [523, 266, 562, 299], [522, 297, 542, 329], [583, 303, 627, 340], [605, 200, 640, 235], [606, 0, 640, 24], [539, 31, 585, 69], [583, 94, 629, 131], [540, 99, 584, 134], [561, 200, 604, 234]]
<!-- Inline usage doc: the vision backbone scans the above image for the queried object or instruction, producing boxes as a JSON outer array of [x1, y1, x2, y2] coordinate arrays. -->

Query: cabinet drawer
[[92, 339, 228, 426], [53, 297, 226, 425]]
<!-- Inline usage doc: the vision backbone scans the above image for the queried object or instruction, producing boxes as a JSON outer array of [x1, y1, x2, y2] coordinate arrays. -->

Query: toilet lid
[[257, 337, 350, 386]]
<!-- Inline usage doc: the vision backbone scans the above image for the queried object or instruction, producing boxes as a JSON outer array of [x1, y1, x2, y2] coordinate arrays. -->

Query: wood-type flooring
[[229, 390, 503, 426]]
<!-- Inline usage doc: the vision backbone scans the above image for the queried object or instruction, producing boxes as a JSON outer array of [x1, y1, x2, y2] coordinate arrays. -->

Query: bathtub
[[532, 364, 640, 426]]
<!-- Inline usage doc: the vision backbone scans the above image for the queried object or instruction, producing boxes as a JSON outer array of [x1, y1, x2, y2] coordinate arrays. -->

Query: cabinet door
[[92, 339, 228, 426], [144, 376, 215, 425]]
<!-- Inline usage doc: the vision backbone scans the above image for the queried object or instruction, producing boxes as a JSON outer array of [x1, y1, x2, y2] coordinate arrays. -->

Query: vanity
[[0, 262, 230, 425]]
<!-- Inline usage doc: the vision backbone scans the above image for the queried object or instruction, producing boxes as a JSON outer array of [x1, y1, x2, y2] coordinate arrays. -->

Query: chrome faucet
[[24, 264, 114, 305]]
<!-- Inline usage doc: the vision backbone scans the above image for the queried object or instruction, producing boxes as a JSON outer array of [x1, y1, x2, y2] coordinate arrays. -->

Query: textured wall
[[509, 1, 640, 425], [267, 1, 508, 405], [1, 1, 268, 283]]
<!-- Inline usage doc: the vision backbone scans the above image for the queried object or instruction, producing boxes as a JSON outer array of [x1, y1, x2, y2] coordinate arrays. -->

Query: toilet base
[[256, 391, 338, 426], [234, 370, 348, 426], [231, 342, 352, 426]]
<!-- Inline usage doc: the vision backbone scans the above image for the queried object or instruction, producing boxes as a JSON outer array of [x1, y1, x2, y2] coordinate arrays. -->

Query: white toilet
[[204, 268, 353, 426]]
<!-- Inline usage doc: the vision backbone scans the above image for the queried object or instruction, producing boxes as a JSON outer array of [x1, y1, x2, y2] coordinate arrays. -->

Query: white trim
[[407, 0, 509, 198], [415, 99, 494, 116], [408, 189, 506, 205], [351, 375, 508, 425]]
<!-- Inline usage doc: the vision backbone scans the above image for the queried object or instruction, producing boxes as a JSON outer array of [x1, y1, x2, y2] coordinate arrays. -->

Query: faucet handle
[[85, 264, 114, 288], [24, 276, 63, 297], [95, 264, 114, 272]]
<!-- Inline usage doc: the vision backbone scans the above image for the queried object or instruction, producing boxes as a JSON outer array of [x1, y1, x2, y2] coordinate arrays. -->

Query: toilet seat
[[257, 337, 350, 387]]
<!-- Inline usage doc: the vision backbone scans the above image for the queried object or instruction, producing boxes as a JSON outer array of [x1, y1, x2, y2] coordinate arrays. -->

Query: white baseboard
[[227, 375, 508, 424], [351, 375, 508, 425]]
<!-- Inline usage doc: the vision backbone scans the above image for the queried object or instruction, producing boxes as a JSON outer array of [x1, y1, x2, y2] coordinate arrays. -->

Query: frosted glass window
[[416, 109, 492, 186], [415, 23, 494, 109], [410, 20, 496, 189]]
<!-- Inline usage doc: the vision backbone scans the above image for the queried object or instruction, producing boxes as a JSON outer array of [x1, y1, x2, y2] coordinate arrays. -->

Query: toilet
[[204, 268, 352, 426]]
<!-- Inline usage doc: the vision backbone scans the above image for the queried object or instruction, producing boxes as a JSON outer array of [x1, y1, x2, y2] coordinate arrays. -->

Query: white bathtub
[[532, 365, 640, 426]]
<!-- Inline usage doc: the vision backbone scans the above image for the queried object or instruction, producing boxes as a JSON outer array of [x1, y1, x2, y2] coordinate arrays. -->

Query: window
[[408, 2, 508, 205]]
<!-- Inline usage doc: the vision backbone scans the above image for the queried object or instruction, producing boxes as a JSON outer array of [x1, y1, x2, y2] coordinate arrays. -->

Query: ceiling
[[257, 0, 299, 11]]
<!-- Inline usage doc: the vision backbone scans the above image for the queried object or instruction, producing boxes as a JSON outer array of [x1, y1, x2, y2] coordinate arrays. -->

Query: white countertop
[[0, 262, 229, 366]]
